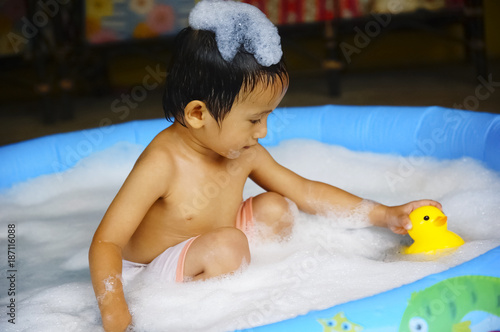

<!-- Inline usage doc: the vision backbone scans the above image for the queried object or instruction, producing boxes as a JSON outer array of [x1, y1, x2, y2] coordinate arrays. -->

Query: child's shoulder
[[244, 143, 276, 171], [132, 130, 177, 176], [250, 143, 274, 161]]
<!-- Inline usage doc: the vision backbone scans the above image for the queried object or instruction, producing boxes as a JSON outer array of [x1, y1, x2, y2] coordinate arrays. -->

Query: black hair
[[163, 27, 288, 126]]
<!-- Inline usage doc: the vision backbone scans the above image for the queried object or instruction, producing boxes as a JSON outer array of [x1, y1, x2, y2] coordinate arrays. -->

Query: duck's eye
[[424, 216, 430, 221]]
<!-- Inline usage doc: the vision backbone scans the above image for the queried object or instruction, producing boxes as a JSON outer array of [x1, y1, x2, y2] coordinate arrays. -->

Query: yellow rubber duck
[[404, 206, 464, 255]]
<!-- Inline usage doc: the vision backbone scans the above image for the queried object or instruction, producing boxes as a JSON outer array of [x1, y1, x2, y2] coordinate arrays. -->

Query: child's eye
[[250, 119, 261, 124]]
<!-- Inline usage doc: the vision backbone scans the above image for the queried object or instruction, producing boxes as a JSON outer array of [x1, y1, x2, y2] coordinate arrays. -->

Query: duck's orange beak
[[433, 215, 447, 227]]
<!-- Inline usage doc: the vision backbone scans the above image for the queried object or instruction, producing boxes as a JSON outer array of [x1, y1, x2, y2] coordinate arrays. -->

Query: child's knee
[[184, 227, 250, 280], [214, 227, 249, 258], [253, 192, 295, 235], [185, 227, 250, 279], [204, 227, 250, 270], [254, 192, 292, 221]]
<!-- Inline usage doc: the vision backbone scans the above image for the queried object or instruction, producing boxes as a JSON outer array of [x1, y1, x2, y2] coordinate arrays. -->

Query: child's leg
[[183, 227, 250, 281], [252, 192, 294, 238], [181, 193, 293, 281]]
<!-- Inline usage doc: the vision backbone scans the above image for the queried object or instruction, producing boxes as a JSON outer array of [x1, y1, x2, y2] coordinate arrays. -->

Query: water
[[1, 140, 499, 332]]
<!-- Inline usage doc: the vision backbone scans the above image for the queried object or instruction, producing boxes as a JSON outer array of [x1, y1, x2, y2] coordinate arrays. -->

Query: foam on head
[[189, 0, 282, 66]]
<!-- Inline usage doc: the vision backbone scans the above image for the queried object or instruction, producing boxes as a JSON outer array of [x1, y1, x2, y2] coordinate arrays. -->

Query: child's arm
[[249, 145, 441, 234], [89, 150, 171, 332]]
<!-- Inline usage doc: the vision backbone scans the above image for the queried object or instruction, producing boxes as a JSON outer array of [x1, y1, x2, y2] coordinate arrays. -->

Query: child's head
[[163, 27, 288, 126]]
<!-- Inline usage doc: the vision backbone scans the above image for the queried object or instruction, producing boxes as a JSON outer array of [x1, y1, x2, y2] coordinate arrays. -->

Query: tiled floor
[[1, 61, 499, 146]]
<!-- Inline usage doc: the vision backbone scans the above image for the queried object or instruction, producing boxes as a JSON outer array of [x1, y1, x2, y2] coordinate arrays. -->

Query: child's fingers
[[389, 210, 412, 234], [403, 216, 412, 230], [410, 199, 442, 212], [390, 225, 408, 235]]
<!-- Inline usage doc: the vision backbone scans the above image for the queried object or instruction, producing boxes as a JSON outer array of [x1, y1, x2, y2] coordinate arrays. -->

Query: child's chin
[[225, 149, 242, 159]]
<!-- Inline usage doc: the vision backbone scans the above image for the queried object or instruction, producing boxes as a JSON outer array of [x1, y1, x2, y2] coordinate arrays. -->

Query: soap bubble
[[189, 0, 283, 66]]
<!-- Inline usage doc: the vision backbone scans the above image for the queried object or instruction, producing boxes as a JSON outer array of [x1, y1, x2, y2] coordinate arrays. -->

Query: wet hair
[[163, 27, 288, 126]]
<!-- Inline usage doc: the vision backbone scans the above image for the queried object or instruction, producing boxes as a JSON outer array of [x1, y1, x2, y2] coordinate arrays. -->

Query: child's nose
[[253, 122, 267, 139]]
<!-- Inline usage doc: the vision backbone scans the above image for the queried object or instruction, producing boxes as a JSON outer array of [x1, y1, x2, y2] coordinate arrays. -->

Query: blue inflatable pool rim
[[1, 105, 499, 191]]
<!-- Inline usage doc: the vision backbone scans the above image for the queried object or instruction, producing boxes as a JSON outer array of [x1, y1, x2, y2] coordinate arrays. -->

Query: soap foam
[[189, 0, 282, 66], [1, 140, 499, 331]]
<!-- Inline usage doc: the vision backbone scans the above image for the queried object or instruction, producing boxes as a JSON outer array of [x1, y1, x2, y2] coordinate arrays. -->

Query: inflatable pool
[[1, 105, 499, 331]]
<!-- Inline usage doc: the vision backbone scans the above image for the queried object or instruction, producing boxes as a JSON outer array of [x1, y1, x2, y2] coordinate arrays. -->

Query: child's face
[[207, 79, 288, 159]]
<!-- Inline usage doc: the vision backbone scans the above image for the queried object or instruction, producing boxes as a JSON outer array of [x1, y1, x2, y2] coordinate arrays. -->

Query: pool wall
[[2, 105, 499, 190]]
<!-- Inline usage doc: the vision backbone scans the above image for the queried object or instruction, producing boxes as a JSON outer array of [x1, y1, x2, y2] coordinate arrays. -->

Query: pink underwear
[[122, 197, 254, 283]]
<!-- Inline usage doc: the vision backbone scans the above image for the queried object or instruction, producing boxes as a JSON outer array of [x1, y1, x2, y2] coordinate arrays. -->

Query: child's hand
[[379, 200, 442, 235], [102, 308, 132, 332]]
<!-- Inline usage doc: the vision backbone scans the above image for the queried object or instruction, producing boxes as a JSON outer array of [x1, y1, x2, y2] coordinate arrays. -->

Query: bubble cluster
[[1, 140, 499, 331], [189, 0, 283, 66]]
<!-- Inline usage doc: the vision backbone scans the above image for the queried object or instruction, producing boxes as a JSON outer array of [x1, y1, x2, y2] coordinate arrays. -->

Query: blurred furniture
[[0, 0, 82, 122], [245, 0, 487, 95], [0, 0, 488, 122], [81, 0, 492, 97]]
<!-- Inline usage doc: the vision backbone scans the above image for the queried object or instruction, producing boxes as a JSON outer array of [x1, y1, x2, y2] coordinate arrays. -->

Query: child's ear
[[184, 100, 209, 129]]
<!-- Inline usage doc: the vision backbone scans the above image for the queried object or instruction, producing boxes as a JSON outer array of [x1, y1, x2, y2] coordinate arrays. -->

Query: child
[[89, 1, 441, 331]]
